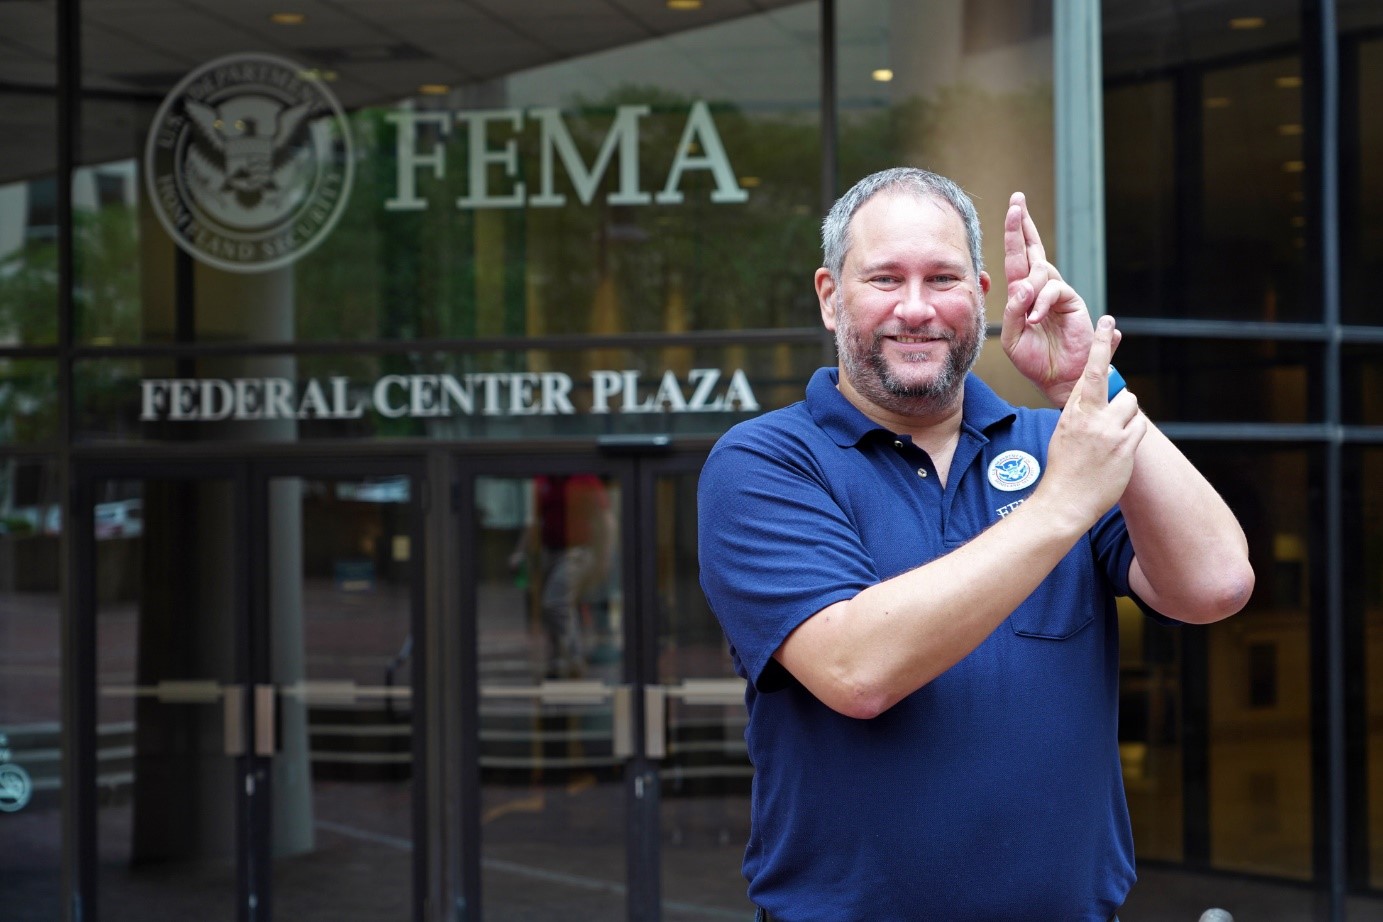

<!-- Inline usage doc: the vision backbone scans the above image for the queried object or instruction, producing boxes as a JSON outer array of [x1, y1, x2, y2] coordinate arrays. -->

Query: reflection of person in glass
[[512, 474, 614, 679], [697, 169, 1255, 921]]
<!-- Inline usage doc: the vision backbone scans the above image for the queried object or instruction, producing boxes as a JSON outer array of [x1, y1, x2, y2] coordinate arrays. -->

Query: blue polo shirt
[[698, 367, 1140, 922]]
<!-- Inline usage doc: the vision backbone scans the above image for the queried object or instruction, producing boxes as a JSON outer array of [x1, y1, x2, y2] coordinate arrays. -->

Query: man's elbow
[[827, 688, 896, 721], [1178, 561, 1256, 624], [812, 666, 911, 720]]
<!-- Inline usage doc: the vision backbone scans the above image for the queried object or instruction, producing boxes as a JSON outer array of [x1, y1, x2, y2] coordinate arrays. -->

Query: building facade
[[0, 0, 1381, 920]]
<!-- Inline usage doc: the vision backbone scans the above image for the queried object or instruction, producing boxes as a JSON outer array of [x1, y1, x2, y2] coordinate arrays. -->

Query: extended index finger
[[1003, 192, 1031, 286], [1077, 315, 1118, 407]]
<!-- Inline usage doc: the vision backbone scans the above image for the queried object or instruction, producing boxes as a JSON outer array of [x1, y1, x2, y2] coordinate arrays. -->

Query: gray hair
[[821, 167, 984, 282]]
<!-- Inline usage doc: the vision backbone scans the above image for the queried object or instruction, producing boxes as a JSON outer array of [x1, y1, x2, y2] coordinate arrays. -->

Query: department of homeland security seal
[[144, 53, 354, 273], [987, 450, 1041, 492]]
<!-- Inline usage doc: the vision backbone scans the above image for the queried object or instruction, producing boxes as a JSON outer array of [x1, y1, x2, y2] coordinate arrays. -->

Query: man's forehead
[[846, 193, 970, 263], [853, 189, 962, 226]]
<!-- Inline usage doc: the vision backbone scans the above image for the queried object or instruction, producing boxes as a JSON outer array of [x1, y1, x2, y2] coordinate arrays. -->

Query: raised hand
[[1000, 191, 1110, 406], [1038, 314, 1146, 527]]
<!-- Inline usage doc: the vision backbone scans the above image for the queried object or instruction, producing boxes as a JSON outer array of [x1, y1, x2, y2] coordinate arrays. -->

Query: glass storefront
[[2, 0, 1382, 920]]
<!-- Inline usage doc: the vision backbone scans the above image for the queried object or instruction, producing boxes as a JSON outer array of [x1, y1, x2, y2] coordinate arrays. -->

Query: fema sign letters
[[139, 369, 759, 422], [385, 101, 748, 211]]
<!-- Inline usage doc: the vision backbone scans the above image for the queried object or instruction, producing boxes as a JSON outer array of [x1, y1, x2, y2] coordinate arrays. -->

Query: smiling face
[[816, 190, 991, 422]]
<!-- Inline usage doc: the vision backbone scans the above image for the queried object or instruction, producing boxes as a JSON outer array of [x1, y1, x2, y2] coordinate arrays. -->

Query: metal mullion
[[1315, 0, 1347, 915], [624, 454, 660, 922], [243, 464, 269, 922], [58, 0, 83, 917]]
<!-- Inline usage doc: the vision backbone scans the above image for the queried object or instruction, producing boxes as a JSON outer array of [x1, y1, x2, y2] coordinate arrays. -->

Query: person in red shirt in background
[[511, 474, 615, 679]]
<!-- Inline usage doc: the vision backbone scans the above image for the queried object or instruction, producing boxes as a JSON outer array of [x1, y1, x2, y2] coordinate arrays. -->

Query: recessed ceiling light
[[1282, 160, 1305, 173], [1230, 16, 1266, 29], [418, 84, 451, 96], [1278, 123, 1303, 136], [739, 176, 762, 188], [872, 68, 894, 82], [1204, 96, 1232, 109], [667, 0, 702, 9], [1275, 75, 1302, 89], [270, 12, 306, 25]]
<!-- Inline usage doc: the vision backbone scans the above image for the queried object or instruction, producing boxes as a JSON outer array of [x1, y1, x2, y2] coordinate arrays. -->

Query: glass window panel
[[0, 458, 62, 921], [73, 160, 141, 345], [1343, 30, 1383, 326], [0, 0, 58, 349], [837, 0, 1055, 336], [1120, 603, 1184, 863], [1104, 80, 1177, 319], [0, 359, 59, 448], [1352, 447, 1383, 888], [1343, 345, 1383, 426], [1104, 3, 1307, 322], [80, 2, 819, 346], [1113, 336, 1320, 424], [1203, 444, 1313, 879]]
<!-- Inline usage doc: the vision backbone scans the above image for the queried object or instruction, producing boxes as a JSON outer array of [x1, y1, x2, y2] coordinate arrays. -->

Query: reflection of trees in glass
[[0, 205, 142, 443], [0, 228, 58, 346], [296, 87, 824, 346], [74, 205, 142, 344]]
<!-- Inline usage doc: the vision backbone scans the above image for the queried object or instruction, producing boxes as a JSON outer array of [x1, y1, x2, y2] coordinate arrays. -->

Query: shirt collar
[[805, 366, 1019, 447]]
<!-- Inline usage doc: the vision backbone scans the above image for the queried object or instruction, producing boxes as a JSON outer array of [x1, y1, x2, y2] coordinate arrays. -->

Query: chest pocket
[[1008, 542, 1099, 640]]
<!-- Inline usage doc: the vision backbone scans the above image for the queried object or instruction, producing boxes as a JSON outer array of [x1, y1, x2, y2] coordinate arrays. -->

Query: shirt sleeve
[[697, 427, 878, 690]]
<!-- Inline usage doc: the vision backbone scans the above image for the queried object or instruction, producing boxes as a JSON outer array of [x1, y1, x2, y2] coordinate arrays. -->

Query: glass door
[[76, 461, 425, 922], [81, 467, 247, 922], [459, 448, 751, 922], [466, 462, 632, 921], [640, 455, 750, 921], [254, 465, 425, 922]]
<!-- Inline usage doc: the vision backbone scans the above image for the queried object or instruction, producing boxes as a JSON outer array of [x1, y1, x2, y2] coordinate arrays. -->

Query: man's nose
[[894, 284, 937, 323]]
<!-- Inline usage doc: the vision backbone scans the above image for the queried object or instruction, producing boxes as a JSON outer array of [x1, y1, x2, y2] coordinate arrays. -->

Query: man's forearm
[[1119, 419, 1254, 623]]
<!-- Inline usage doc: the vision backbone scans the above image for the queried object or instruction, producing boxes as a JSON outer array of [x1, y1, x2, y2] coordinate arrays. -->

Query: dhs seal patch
[[987, 450, 1041, 492], [144, 53, 354, 273]]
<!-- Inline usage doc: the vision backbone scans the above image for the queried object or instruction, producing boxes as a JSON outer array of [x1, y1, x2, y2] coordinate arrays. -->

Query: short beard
[[835, 297, 985, 417]]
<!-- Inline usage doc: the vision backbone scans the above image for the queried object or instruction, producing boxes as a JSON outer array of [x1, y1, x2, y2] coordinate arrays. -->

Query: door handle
[[254, 684, 276, 756], [644, 685, 667, 759], [224, 685, 246, 756], [99, 681, 248, 757], [278, 679, 412, 706], [644, 679, 747, 761], [479, 681, 634, 758]]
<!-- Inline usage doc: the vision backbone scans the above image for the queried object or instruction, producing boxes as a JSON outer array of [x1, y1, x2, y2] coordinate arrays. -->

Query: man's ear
[[979, 270, 991, 295], [815, 268, 839, 331]]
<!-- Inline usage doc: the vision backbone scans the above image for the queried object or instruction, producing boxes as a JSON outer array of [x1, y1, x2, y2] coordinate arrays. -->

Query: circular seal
[[987, 450, 1041, 492], [0, 762, 33, 813], [144, 53, 354, 273]]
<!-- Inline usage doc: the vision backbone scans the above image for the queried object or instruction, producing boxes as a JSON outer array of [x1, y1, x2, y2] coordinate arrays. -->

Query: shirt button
[[917, 468, 927, 478], [894, 440, 904, 449]]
